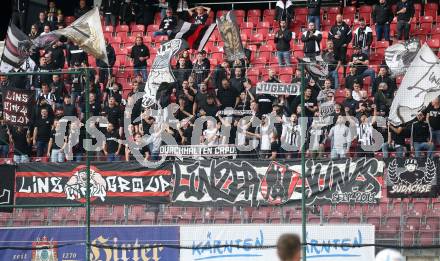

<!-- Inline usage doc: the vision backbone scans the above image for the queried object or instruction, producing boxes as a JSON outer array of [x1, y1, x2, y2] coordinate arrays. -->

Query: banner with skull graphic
[[386, 158, 438, 198], [15, 162, 172, 205]]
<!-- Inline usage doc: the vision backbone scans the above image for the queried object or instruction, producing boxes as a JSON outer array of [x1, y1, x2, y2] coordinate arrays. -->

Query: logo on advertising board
[[31, 236, 58, 261], [180, 225, 375, 261], [0, 226, 180, 261]]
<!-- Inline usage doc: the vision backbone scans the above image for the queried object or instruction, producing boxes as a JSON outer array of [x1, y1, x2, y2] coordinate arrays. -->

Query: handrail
[[193, 0, 342, 9]]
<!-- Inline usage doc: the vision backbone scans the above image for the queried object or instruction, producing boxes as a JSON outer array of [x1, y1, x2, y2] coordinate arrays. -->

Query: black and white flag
[[171, 21, 216, 51], [0, 165, 16, 213], [387, 158, 438, 198], [385, 37, 420, 77], [0, 23, 32, 70], [389, 44, 440, 126]]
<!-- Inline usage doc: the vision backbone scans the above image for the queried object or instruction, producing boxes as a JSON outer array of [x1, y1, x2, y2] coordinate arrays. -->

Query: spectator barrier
[[0, 224, 374, 261]]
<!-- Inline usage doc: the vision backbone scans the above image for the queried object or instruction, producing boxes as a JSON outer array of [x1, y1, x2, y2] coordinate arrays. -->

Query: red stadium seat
[[65, 16, 75, 25], [242, 21, 254, 29], [414, 3, 422, 18], [247, 16, 260, 25], [342, 6, 356, 21], [250, 33, 265, 43], [248, 9, 261, 18], [103, 25, 114, 33], [233, 9, 246, 18], [131, 24, 145, 34], [213, 210, 231, 224], [269, 209, 283, 223], [146, 24, 159, 34], [327, 7, 341, 22], [212, 52, 224, 61], [424, 3, 438, 18], [115, 47, 128, 56], [142, 35, 152, 45], [359, 5, 373, 24], [263, 9, 276, 17], [420, 16, 434, 30], [247, 67, 260, 76], [254, 56, 267, 66], [216, 10, 229, 18], [321, 19, 333, 31], [258, 21, 272, 30], [428, 38, 440, 50], [109, 36, 122, 45], [280, 74, 292, 83], [116, 24, 129, 33], [373, 40, 390, 50]]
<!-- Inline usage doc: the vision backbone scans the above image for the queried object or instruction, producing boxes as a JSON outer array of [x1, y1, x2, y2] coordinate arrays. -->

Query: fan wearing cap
[[352, 18, 373, 55], [411, 112, 434, 158], [400, 158, 425, 184], [349, 46, 375, 83]]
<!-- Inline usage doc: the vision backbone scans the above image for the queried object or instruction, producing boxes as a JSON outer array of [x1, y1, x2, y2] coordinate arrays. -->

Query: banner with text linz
[[386, 158, 438, 198], [0, 226, 180, 261], [0, 165, 15, 213], [181, 225, 375, 261], [256, 82, 300, 96], [2, 88, 35, 126], [15, 162, 172, 205], [171, 158, 383, 207]]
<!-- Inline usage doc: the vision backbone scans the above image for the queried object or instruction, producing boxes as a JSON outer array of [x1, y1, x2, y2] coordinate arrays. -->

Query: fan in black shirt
[[33, 108, 54, 157], [425, 97, 440, 145], [10, 126, 31, 163], [103, 123, 122, 162], [103, 97, 123, 130]]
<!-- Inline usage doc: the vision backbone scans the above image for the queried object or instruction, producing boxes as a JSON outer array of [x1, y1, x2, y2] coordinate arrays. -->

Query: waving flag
[[171, 21, 216, 51], [385, 37, 420, 77], [389, 44, 440, 126], [34, 7, 108, 65], [0, 23, 32, 69]]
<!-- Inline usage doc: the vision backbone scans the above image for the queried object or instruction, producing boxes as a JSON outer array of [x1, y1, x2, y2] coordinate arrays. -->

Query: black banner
[[2, 88, 35, 126], [0, 164, 15, 213], [171, 158, 383, 206], [386, 158, 438, 198], [15, 162, 172, 205], [160, 145, 237, 157]]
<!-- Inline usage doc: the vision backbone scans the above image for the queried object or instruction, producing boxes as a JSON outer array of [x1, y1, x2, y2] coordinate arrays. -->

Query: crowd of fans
[[1, 0, 440, 163]]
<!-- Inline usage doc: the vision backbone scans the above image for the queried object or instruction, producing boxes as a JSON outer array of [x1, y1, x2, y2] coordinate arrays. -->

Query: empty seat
[[213, 210, 231, 224], [131, 24, 145, 34], [247, 9, 261, 18], [420, 16, 434, 30], [424, 3, 438, 18], [251, 209, 269, 223]]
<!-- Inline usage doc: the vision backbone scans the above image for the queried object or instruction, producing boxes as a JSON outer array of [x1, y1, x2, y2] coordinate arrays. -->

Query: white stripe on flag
[[175, 22, 193, 39], [197, 24, 217, 52], [3, 47, 21, 64], [7, 26, 20, 47]]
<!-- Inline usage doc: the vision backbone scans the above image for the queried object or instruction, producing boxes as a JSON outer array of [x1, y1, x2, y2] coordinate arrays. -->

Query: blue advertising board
[[0, 226, 179, 261]]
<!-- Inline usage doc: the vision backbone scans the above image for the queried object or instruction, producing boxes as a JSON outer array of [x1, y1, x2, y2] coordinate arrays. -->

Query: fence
[[1, 61, 440, 261]]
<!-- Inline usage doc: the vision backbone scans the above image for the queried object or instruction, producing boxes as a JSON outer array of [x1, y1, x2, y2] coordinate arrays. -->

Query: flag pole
[[300, 62, 307, 261]]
